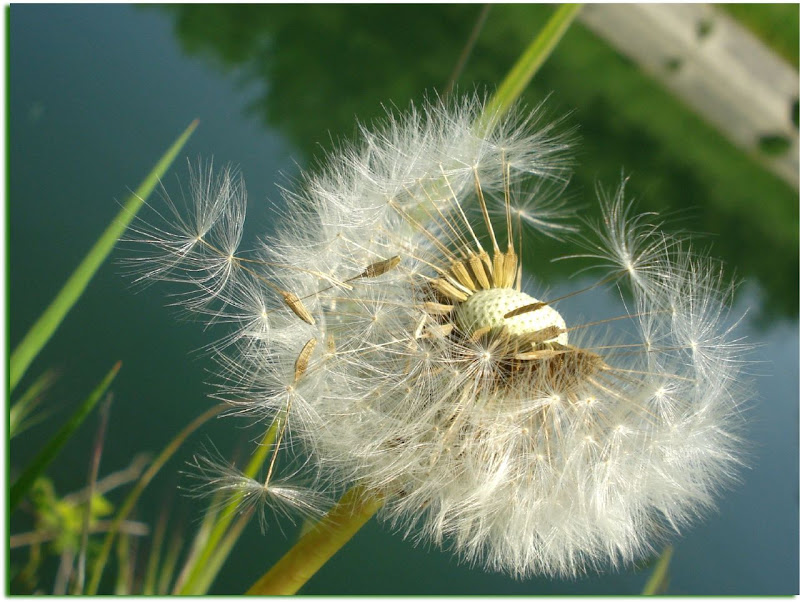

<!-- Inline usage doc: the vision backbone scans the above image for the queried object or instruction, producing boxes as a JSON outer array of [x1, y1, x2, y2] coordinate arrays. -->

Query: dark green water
[[9, 4, 798, 594]]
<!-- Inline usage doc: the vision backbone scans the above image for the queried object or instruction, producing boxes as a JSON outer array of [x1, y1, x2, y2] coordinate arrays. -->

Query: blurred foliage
[[158, 4, 797, 322], [29, 477, 114, 555]]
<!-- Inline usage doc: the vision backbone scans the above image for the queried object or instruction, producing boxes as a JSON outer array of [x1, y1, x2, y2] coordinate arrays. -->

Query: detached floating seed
[[280, 290, 315, 325]]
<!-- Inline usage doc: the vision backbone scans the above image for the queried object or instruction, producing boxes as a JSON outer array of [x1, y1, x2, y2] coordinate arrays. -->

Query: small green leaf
[[10, 362, 122, 512], [9, 120, 198, 393]]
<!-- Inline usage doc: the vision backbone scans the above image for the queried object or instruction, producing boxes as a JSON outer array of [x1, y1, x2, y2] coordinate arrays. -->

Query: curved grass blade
[[158, 528, 185, 595], [86, 403, 225, 595], [171, 489, 225, 593], [9, 120, 199, 393], [478, 4, 582, 131], [74, 393, 113, 595], [10, 362, 121, 512]]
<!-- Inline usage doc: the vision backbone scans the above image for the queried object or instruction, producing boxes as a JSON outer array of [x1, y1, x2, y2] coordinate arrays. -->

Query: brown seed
[[502, 251, 518, 289], [468, 325, 494, 342], [294, 337, 318, 381], [280, 290, 315, 325], [520, 325, 564, 345], [359, 256, 401, 279], [422, 301, 455, 315], [468, 254, 491, 290], [514, 348, 569, 361], [504, 301, 547, 319], [419, 322, 455, 340], [450, 260, 476, 291], [492, 252, 506, 287], [433, 278, 469, 302]]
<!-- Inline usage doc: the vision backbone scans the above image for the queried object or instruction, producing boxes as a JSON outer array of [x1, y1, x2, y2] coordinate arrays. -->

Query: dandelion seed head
[[132, 95, 751, 579]]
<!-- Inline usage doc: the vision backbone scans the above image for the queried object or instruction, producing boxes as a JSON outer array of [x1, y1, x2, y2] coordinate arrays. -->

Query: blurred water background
[[9, 4, 798, 594]]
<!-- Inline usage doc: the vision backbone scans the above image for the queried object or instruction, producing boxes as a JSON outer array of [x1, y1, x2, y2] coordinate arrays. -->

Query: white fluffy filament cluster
[[130, 97, 748, 578]]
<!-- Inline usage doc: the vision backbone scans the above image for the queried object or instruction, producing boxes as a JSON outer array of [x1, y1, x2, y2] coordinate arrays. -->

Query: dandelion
[[129, 96, 749, 579]]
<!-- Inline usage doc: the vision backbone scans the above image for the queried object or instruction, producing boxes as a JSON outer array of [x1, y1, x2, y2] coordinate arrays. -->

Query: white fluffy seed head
[[131, 95, 751, 580]]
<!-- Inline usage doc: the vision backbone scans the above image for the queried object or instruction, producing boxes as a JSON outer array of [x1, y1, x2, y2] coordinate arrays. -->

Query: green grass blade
[[9, 362, 121, 512], [176, 422, 278, 594], [86, 403, 225, 595], [114, 532, 133, 595], [10, 369, 58, 438], [171, 490, 224, 593], [642, 545, 674, 595], [158, 528, 184, 595], [9, 120, 199, 393], [141, 503, 170, 595], [191, 510, 252, 594], [478, 4, 582, 131]]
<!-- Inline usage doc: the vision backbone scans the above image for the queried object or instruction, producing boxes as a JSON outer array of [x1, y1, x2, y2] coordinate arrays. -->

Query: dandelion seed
[[186, 446, 328, 533], [132, 95, 751, 578]]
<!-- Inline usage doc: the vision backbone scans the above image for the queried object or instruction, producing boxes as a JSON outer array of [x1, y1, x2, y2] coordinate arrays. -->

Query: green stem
[[245, 485, 383, 595], [478, 4, 582, 132]]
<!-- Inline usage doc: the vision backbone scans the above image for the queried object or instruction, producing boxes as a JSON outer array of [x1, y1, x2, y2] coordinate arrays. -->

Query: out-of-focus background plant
[[9, 4, 798, 594]]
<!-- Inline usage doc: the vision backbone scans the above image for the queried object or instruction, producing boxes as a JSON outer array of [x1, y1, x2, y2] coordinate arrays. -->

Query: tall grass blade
[[74, 394, 113, 595], [443, 4, 492, 96], [177, 422, 278, 594], [478, 4, 581, 131], [171, 490, 224, 593], [9, 120, 198, 393], [114, 532, 132, 595], [158, 528, 185, 595], [10, 362, 121, 512], [142, 500, 171, 595], [192, 509, 252, 594]]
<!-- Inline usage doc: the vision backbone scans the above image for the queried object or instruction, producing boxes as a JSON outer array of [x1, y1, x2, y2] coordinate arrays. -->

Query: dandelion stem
[[245, 485, 383, 595]]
